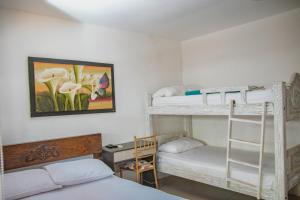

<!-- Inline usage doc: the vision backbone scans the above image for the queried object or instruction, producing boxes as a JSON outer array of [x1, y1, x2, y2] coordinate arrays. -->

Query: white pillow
[[44, 159, 114, 186], [4, 169, 61, 200], [159, 137, 205, 153], [152, 87, 177, 98]]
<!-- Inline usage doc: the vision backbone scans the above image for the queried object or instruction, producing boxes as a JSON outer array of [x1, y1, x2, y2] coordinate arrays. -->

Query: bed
[[21, 175, 178, 200], [145, 73, 300, 200], [3, 134, 183, 200], [158, 145, 275, 192], [156, 137, 278, 199]]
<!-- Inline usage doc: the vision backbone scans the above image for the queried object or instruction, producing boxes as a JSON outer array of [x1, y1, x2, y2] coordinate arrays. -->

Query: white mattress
[[158, 146, 275, 190], [22, 175, 183, 200], [152, 89, 273, 106]]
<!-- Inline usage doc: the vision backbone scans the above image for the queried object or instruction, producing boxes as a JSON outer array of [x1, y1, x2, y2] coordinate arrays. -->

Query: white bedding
[[158, 146, 275, 190], [152, 89, 273, 106], [21, 175, 183, 200]]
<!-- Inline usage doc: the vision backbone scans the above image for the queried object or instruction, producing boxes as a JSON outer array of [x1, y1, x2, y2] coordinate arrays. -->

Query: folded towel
[[185, 90, 201, 96]]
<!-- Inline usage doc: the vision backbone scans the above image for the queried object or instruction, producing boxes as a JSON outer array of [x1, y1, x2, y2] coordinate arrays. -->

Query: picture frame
[[28, 57, 116, 117]]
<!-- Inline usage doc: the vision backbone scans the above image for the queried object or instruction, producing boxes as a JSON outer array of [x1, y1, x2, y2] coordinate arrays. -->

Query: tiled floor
[[121, 171, 300, 200], [159, 176, 300, 200]]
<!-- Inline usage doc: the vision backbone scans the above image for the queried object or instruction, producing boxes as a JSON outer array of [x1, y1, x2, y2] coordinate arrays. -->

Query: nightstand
[[102, 141, 157, 187], [102, 141, 136, 172]]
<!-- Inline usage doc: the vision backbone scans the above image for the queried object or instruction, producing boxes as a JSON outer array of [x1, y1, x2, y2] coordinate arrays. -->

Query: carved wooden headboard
[[3, 133, 102, 171]]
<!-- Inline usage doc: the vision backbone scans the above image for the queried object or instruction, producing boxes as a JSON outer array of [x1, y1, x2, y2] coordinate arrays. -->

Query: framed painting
[[28, 57, 115, 117]]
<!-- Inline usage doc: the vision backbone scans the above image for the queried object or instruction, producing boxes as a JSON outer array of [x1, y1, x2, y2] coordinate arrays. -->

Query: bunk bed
[[145, 73, 300, 200]]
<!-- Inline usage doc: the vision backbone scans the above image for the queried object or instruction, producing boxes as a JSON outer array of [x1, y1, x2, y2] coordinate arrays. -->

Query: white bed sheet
[[21, 175, 184, 200], [158, 146, 275, 190], [152, 89, 273, 106]]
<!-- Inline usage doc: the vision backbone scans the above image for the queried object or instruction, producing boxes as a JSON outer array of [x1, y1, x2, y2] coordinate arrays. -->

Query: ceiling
[[1, 0, 300, 41]]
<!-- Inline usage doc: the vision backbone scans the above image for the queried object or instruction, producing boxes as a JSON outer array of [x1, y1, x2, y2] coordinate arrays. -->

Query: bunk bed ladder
[[225, 100, 267, 200]]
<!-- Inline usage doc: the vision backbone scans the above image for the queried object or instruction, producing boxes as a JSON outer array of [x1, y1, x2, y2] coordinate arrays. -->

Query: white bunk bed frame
[[145, 73, 300, 200]]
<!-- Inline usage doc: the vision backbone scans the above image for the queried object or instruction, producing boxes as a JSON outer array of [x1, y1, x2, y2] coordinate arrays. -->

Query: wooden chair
[[119, 135, 159, 188]]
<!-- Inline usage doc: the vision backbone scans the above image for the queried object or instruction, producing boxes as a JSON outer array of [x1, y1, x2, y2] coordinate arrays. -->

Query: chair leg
[[136, 171, 140, 183], [140, 172, 143, 184], [153, 167, 159, 188], [119, 168, 123, 178]]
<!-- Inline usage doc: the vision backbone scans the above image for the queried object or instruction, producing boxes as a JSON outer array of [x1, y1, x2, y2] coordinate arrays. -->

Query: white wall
[[1, 7, 299, 151], [182, 8, 300, 87], [0, 9, 183, 145], [182, 8, 300, 152]]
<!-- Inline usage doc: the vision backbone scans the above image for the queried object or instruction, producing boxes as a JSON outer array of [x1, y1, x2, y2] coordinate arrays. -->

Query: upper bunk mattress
[[152, 89, 273, 106], [158, 145, 275, 190]]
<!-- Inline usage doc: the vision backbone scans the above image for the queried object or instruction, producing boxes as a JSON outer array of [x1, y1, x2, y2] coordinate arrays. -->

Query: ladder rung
[[228, 158, 259, 169], [230, 117, 261, 125], [229, 138, 260, 147], [227, 177, 257, 189]]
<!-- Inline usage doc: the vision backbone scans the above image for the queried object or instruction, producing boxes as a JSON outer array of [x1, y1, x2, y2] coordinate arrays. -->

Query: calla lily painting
[[28, 57, 115, 117]]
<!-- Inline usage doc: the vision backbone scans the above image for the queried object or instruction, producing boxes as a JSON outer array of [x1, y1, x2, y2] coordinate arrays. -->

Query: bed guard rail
[[201, 86, 263, 105]]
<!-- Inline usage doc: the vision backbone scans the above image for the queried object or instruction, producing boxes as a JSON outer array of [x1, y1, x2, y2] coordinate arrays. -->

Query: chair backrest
[[133, 135, 157, 159]]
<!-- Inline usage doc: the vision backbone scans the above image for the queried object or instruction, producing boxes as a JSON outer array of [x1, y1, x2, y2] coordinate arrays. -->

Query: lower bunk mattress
[[158, 145, 275, 190]]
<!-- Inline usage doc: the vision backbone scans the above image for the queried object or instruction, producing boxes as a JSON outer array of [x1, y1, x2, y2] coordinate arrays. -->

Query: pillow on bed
[[4, 169, 62, 200], [152, 87, 178, 98], [44, 159, 114, 186], [159, 137, 205, 153]]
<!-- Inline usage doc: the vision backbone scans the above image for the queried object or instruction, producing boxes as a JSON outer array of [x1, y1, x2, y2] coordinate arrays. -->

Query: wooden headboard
[[3, 133, 102, 171]]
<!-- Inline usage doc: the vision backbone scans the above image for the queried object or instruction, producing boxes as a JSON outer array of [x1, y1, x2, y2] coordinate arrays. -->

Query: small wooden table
[[102, 141, 156, 187], [102, 141, 136, 172]]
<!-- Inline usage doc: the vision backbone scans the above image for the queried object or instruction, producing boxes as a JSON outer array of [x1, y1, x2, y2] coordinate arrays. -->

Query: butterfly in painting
[[96, 73, 109, 97]]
